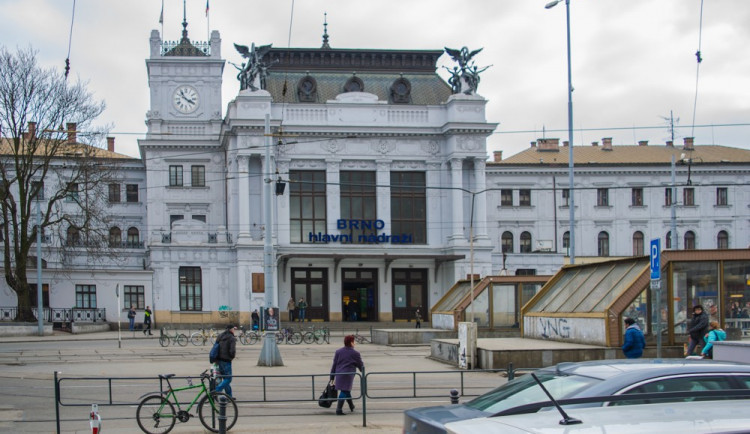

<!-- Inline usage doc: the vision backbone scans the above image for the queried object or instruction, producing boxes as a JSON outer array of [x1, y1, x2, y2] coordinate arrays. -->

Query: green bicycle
[[136, 370, 238, 433]]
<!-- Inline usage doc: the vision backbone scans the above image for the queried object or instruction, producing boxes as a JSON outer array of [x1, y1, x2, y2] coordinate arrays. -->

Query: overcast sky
[[1, 0, 748, 158]]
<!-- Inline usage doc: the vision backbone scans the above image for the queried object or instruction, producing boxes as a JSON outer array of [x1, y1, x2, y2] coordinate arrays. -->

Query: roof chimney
[[666, 140, 674, 147], [493, 150, 503, 162], [66, 123, 77, 143], [530, 141, 537, 148], [683, 137, 694, 150], [591, 141, 599, 147], [638, 140, 648, 146], [601, 137, 613, 151], [537, 138, 560, 152], [107, 137, 115, 153], [563, 140, 569, 147], [28, 122, 36, 139]]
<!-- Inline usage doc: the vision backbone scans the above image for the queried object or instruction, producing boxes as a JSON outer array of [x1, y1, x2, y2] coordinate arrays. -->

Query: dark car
[[403, 359, 750, 434]]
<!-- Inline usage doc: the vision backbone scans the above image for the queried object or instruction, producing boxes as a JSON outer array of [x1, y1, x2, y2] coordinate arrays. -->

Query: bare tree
[[0, 46, 115, 322]]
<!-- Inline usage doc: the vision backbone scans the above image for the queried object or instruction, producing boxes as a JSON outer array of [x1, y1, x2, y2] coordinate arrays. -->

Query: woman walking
[[330, 335, 364, 415]]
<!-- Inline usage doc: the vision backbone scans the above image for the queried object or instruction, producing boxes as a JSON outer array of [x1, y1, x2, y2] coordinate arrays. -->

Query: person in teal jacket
[[701, 321, 726, 359], [621, 317, 646, 358]]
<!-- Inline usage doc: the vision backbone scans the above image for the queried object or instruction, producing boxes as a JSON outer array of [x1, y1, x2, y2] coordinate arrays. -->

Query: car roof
[[445, 399, 750, 434], [548, 358, 750, 381]]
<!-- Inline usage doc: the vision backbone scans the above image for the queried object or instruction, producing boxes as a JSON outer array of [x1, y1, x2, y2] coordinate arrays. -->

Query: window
[[716, 187, 728, 206], [66, 226, 80, 246], [75, 284, 96, 308], [390, 171, 426, 244], [631, 188, 643, 206], [684, 230, 696, 250], [562, 231, 570, 252], [170, 215, 184, 227], [515, 269, 537, 276], [501, 189, 513, 206], [108, 184, 120, 203], [561, 189, 569, 207], [666, 231, 674, 249], [520, 232, 532, 253], [124, 285, 145, 309], [126, 184, 138, 202], [30, 283, 49, 308], [192, 215, 206, 223], [597, 188, 609, 206], [191, 165, 205, 187], [598, 231, 610, 257], [665, 188, 673, 206], [683, 188, 695, 206], [632, 231, 644, 256], [619, 376, 735, 405], [289, 170, 327, 243], [32, 181, 44, 200], [169, 165, 183, 187], [717, 230, 729, 249], [66, 183, 79, 202], [501, 231, 514, 253], [126, 227, 139, 247], [109, 227, 121, 247], [519, 189, 531, 206], [179, 267, 202, 311], [340, 171, 377, 243]]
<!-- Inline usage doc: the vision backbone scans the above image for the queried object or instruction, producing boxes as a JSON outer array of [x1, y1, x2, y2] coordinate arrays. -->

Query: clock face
[[172, 85, 200, 114]]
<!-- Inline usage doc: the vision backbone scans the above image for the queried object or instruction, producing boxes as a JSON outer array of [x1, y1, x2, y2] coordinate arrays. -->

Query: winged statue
[[233, 43, 274, 91], [443, 46, 489, 95]]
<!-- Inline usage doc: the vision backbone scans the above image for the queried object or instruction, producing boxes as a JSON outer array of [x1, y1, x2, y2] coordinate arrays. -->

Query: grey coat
[[330, 346, 364, 392]]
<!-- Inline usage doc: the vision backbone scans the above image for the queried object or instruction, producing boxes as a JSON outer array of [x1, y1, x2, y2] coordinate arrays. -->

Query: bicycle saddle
[[159, 374, 176, 380]]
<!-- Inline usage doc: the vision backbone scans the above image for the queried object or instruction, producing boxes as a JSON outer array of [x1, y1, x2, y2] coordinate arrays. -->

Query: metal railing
[[0, 307, 106, 322]]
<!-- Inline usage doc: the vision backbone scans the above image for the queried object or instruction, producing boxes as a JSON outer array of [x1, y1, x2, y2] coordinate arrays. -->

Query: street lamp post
[[546, 0, 576, 264]]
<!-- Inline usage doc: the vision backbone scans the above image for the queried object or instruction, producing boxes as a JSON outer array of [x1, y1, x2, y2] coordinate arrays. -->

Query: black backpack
[[209, 339, 220, 364]]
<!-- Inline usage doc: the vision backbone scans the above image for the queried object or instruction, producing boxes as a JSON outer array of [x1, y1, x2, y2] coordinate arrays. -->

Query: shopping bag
[[318, 382, 337, 408]]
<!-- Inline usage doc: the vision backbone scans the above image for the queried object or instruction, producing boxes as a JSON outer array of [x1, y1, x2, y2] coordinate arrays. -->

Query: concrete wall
[[524, 316, 607, 345]]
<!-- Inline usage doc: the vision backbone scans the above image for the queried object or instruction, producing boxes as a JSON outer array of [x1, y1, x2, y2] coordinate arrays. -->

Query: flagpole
[[159, 0, 164, 41], [206, 0, 210, 43]]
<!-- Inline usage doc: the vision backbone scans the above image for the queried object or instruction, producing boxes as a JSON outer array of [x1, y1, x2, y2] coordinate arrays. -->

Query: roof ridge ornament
[[321, 12, 331, 49], [444, 46, 492, 95]]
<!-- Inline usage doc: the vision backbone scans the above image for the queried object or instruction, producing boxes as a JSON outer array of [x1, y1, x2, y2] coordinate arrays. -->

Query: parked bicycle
[[189, 328, 218, 346], [238, 325, 260, 345], [275, 327, 303, 344], [136, 370, 237, 433], [159, 327, 188, 347], [302, 325, 329, 344], [353, 328, 370, 344]]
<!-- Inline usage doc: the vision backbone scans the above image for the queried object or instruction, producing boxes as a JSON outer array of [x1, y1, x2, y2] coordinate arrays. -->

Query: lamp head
[[545, 0, 561, 9]]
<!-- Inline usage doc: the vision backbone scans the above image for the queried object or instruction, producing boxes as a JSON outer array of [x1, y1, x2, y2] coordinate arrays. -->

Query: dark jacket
[[330, 346, 364, 392], [687, 311, 709, 341], [621, 324, 646, 358], [217, 330, 236, 362], [143, 308, 152, 324]]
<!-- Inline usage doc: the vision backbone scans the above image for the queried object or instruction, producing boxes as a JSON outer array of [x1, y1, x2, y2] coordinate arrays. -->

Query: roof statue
[[233, 43, 274, 91], [443, 46, 491, 95]]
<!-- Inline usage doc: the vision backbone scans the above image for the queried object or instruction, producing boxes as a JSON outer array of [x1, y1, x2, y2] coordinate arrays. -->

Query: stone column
[[237, 155, 251, 241], [450, 158, 465, 242], [425, 162, 442, 245], [326, 161, 341, 234], [376, 161, 392, 231], [473, 158, 489, 240]]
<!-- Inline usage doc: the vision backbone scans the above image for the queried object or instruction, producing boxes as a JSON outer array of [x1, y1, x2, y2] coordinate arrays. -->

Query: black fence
[[0, 307, 106, 322]]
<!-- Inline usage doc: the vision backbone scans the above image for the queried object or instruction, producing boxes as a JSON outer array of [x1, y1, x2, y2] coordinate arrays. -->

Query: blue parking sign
[[650, 239, 661, 280]]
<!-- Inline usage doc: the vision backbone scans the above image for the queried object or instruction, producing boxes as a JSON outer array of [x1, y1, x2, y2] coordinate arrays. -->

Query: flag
[[205, 0, 209, 17], [159, 0, 163, 24]]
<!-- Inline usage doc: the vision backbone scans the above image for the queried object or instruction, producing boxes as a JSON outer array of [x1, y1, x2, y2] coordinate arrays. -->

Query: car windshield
[[465, 372, 601, 414]]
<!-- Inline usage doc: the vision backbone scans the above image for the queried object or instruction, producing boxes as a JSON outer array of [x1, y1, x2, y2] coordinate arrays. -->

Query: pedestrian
[[330, 335, 364, 415], [297, 297, 307, 322], [214, 325, 238, 397], [127, 305, 136, 331], [350, 299, 358, 321], [142, 306, 153, 335], [287, 297, 296, 322], [701, 321, 727, 359], [251, 309, 260, 330], [343, 299, 350, 322], [621, 317, 645, 358], [687, 305, 709, 355], [415, 309, 422, 329]]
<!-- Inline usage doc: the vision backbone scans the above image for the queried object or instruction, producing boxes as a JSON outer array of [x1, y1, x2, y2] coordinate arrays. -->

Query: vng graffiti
[[539, 317, 570, 339]]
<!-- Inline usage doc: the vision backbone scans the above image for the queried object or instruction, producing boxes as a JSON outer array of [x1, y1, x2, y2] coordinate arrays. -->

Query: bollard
[[218, 394, 227, 434], [508, 362, 514, 381], [449, 389, 460, 404], [89, 403, 102, 434]]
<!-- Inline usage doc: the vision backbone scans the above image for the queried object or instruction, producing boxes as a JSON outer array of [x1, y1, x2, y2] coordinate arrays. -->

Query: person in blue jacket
[[701, 321, 726, 359], [622, 317, 646, 358]]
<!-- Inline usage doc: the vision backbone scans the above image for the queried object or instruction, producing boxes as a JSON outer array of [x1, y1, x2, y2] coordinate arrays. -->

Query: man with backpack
[[212, 325, 237, 397], [621, 317, 646, 358]]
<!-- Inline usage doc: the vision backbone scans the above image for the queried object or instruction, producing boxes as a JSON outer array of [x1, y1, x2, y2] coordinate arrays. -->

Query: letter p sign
[[650, 238, 660, 280]]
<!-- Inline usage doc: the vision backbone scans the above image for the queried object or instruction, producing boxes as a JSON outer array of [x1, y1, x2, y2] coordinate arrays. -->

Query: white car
[[445, 399, 750, 433]]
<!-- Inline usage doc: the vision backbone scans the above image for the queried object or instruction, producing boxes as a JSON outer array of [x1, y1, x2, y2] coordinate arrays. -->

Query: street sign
[[650, 279, 661, 290], [650, 238, 661, 280]]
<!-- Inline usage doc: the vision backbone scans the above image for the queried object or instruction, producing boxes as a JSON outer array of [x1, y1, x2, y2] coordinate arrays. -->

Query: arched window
[[520, 232, 532, 253], [109, 227, 121, 247], [598, 231, 610, 257], [684, 230, 696, 250], [66, 226, 80, 246], [501, 231, 514, 253], [666, 231, 673, 249], [562, 231, 570, 254], [127, 227, 140, 247], [632, 231, 644, 256], [717, 230, 729, 249]]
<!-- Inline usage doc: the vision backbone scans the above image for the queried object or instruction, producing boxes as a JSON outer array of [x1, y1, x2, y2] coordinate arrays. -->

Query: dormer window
[[390, 77, 411, 104], [343, 76, 364, 93], [297, 76, 317, 102]]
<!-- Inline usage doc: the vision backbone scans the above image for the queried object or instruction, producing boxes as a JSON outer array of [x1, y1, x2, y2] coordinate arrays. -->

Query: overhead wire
[[691, 0, 705, 138], [64, 0, 76, 79]]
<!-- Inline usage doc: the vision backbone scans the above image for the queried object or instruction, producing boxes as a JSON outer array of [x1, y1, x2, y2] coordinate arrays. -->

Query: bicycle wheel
[[136, 394, 176, 434], [198, 392, 238, 433], [302, 331, 314, 344], [290, 332, 303, 344], [238, 333, 249, 345], [159, 335, 170, 347], [190, 332, 205, 346], [176, 334, 188, 346], [248, 332, 259, 344], [275, 332, 284, 344], [314, 332, 325, 344]]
